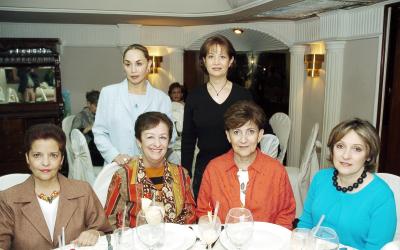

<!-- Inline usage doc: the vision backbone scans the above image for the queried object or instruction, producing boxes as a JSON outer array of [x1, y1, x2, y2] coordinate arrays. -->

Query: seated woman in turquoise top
[[298, 118, 396, 250]]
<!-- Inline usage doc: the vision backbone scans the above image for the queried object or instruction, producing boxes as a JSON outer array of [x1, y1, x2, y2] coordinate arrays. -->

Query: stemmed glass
[[136, 206, 165, 250], [198, 214, 222, 249], [290, 228, 312, 250], [311, 226, 339, 250], [225, 207, 254, 250]]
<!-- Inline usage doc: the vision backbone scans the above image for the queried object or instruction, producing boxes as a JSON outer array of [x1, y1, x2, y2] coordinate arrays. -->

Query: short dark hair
[[327, 118, 380, 172], [168, 82, 183, 96], [224, 100, 266, 130], [135, 112, 173, 142], [123, 44, 150, 61], [24, 123, 66, 156], [86, 90, 100, 105], [199, 35, 236, 74]]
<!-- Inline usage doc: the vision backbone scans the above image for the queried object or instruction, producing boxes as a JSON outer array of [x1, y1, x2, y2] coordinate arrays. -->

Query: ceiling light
[[233, 28, 244, 35]]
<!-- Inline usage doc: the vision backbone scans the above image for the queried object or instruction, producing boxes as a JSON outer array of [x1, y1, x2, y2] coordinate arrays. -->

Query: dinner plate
[[220, 222, 291, 250], [133, 223, 196, 250]]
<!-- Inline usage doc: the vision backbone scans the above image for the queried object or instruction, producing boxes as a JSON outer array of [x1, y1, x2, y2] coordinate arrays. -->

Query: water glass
[[198, 214, 222, 249], [113, 227, 132, 250], [311, 226, 339, 250], [290, 228, 312, 250], [225, 207, 254, 249], [136, 207, 165, 250]]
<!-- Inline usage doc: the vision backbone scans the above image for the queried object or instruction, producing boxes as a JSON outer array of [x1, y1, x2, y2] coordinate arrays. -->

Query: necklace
[[332, 169, 367, 193], [209, 79, 228, 96], [37, 190, 59, 203]]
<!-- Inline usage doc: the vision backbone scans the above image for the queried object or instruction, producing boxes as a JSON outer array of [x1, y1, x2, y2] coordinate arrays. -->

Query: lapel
[[16, 176, 53, 244], [53, 174, 81, 245]]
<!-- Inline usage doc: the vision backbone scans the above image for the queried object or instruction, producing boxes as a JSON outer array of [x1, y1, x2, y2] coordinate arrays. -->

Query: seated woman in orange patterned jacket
[[105, 112, 196, 229], [196, 100, 296, 229]]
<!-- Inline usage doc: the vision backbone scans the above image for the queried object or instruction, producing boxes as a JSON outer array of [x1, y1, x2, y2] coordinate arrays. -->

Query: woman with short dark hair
[[0, 124, 111, 250], [298, 118, 396, 249], [105, 112, 196, 229], [196, 100, 295, 229]]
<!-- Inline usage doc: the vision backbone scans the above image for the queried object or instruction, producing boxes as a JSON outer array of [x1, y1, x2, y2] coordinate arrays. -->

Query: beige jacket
[[0, 174, 112, 250]]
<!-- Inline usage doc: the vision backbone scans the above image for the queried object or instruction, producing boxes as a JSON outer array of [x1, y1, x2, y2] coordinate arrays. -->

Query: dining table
[[53, 222, 356, 250]]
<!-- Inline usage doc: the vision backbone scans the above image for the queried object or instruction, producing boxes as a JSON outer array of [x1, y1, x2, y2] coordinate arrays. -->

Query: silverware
[[106, 234, 113, 250]]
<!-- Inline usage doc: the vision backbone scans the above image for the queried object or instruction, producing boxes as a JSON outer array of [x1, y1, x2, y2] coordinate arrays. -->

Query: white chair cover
[[70, 129, 96, 185], [377, 173, 400, 240], [0, 86, 5, 103], [92, 162, 120, 207], [0, 173, 30, 191], [168, 102, 184, 165], [62, 115, 75, 178], [260, 134, 280, 158], [382, 240, 400, 250], [269, 112, 291, 163], [285, 123, 320, 217]]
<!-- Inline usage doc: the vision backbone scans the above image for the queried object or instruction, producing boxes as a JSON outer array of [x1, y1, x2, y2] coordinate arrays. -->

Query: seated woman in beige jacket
[[0, 123, 112, 250]]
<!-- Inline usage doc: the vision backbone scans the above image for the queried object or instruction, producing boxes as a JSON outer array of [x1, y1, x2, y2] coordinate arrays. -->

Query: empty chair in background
[[0, 173, 30, 191], [285, 122, 320, 217], [377, 173, 400, 241], [259, 133, 280, 158], [269, 112, 291, 163], [62, 114, 75, 178]]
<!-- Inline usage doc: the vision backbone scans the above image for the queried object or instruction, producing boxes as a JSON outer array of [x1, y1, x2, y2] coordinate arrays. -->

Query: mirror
[[0, 66, 56, 104]]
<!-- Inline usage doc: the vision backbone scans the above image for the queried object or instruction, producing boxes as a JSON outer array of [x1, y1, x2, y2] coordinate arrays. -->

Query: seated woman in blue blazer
[[298, 118, 396, 250]]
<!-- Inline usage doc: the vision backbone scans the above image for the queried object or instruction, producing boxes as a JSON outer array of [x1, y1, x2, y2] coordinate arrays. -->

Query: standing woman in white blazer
[[93, 44, 172, 165]]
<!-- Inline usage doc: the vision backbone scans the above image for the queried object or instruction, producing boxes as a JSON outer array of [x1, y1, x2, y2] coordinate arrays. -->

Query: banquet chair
[[70, 129, 97, 185], [260, 134, 280, 158], [269, 112, 291, 163], [92, 162, 120, 207], [377, 173, 400, 240], [285, 123, 321, 217], [382, 240, 400, 250], [62, 114, 75, 178], [168, 102, 184, 165], [7, 87, 19, 103], [0, 173, 30, 191]]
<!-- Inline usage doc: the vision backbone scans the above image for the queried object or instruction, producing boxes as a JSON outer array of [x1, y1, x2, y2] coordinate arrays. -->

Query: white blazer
[[93, 79, 172, 163]]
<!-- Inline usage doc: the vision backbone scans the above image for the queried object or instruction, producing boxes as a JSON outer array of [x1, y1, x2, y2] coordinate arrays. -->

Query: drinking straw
[[58, 235, 62, 248], [213, 201, 220, 224], [207, 211, 213, 223], [314, 214, 325, 236], [122, 204, 127, 230], [61, 227, 65, 247]]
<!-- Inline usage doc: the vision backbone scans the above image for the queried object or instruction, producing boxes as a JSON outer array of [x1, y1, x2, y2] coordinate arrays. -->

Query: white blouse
[[237, 169, 249, 206], [37, 196, 59, 240]]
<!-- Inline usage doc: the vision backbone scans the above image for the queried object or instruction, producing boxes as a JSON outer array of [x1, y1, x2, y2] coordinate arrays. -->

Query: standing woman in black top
[[182, 35, 252, 199]]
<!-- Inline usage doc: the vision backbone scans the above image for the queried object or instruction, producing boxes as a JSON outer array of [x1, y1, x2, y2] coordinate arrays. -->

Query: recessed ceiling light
[[233, 28, 244, 35]]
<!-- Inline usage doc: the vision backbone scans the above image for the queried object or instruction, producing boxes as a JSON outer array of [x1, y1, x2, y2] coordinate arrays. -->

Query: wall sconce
[[304, 54, 324, 77], [233, 28, 244, 35], [150, 56, 163, 74]]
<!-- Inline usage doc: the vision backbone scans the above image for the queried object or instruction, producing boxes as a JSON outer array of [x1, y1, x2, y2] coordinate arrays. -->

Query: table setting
[[54, 207, 356, 250]]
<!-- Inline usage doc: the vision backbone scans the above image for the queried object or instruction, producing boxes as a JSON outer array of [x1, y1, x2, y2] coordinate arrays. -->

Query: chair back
[[269, 112, 291, 163], [0, 174, 30, 191], [260, 134, 280, 158], [92, 162, 120, 207], [62, 115, 76, 178], [70, 129, 96, 185], [377, 173, 400, 240], [297, 123, 320, 204]]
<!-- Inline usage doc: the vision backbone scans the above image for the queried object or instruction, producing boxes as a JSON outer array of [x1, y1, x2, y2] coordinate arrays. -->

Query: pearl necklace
[[332, 169, 367, 193], [208, 79, 228, 96]]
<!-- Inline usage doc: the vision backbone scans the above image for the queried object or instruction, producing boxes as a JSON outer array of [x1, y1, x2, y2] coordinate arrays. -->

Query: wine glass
[[136, 206, 165, 250], [290, 228, 312, 250], [225, 207, 254, 249], [311, 226, 339, 250], [198, 214, 222, 249]]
